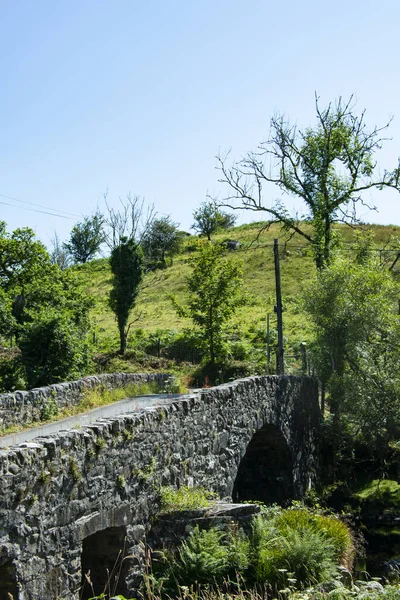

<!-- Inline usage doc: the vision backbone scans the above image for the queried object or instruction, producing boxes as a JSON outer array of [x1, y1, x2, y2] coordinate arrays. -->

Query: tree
[[103, 192, 156, 250], [0, 223, 93, 389], [64, 212, 104, 263], [172, 242, 243, 365], [0, 222, 50, 291], [217, 95, 400, 269], [304, 245, 400, 466], [192, 201, 236, 241], [109, 239, 144, 354], [141, 216, 183, 268], [50, 232, 71, 270]]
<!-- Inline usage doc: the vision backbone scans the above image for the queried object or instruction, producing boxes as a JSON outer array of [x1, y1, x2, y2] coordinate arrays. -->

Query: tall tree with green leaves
[[304, 244, 400, 466], [109, 238, 144, 354], [192, 201, 236, 241], [64, 211, 104, 263], [218, 95, 400, 269], [172, 242, 243, 365], [0, 223, 93, 389]]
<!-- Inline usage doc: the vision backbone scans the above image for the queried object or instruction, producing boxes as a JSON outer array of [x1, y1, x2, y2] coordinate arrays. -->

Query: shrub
[[275, 508, 353, 565], [255, 527, 338, 588], [168, 525, 250, 588], [251, 507, 353, 589], [172, 526, 230, 585], [0, 353, 25, 392], [159, 486, 217, 513], [19, 312, 92, 388]]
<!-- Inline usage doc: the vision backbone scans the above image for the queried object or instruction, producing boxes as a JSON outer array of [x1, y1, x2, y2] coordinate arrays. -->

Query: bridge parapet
[[0, 375, 319, 599], [0, 371, 169, 432]]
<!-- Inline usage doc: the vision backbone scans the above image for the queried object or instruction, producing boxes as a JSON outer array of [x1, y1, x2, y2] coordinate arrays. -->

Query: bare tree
[[217, 94, 400, 269], [103, 191, 156, 250], [49, 232, 71, 270]]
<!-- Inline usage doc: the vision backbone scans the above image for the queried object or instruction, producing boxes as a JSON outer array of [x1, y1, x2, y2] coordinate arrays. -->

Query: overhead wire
[[0, 192, 81, 219], [0, 200, 76, 220]]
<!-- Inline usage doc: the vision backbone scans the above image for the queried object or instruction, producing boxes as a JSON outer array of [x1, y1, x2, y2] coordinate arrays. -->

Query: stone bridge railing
[[0, 375, 320, 600], [0, 372, 169, 432]]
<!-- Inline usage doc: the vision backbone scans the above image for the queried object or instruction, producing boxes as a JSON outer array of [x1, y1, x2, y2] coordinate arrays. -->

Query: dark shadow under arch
[[232, 423, 294, 505], [81, 526, 128, 600], [0, 560, 18, 600]]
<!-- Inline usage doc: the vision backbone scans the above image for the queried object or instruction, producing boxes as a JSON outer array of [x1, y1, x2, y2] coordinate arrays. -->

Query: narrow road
[[0, 392, 193, 449]]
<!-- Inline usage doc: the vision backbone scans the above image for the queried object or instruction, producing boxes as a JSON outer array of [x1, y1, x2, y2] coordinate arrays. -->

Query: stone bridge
[[0, 374, 319, 600]]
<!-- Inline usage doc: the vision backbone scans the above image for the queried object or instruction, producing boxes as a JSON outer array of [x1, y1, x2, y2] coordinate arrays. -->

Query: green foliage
[[251, 507, 352, 589], [109, 239, 144, 354], [39, 394, 59, 421], [192, 201, 236, 240], [86, 582, 400, 600], [19, 308, 92, 388], [0, 222, 50, 290], [159, 486, 217, 512], [255, 527, 337, 588], [80, 380, 163, 410], [0, 224, 93, 390], [141, 216, 183, 268], [0, 352, 25, 391], [275, 509, 353, 564], [354, 479, 400, 510], [165, 525, 250, 588], [69, 457, 82, 482], [172, 242, 243, 365], [64, 212, 104, 264], [304, 248, 400, 460], [152, 505, 353, 595]]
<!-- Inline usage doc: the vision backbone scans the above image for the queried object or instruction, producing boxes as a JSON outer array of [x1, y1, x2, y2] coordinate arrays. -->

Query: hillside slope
[[73, 221, 400, 371]]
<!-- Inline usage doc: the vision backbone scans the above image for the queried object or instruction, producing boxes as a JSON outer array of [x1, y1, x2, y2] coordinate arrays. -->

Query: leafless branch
[[103, 191, 156, 250]]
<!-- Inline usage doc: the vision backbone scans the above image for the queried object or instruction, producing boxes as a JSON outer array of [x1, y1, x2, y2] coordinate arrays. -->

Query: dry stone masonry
[[0, 375, 319, 599], [0, 372, 169, 433]]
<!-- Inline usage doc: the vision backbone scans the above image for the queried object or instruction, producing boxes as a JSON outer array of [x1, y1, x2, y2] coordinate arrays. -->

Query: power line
[[0, 200, 76, 220], [0, 192, 81, 219]]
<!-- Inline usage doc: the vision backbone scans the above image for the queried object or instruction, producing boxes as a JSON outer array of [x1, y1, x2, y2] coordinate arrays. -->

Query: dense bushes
[[151, 505, 354, 595]]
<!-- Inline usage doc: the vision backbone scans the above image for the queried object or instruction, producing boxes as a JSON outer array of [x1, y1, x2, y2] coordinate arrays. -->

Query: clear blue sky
[[1, 0, 400, 247]]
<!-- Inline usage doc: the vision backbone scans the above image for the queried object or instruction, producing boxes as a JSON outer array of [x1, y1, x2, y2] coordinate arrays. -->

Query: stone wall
[[0, 372, 169, 432], [0, 375, 320, 599]]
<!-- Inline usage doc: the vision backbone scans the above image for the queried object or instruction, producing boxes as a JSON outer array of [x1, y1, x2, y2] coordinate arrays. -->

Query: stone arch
[[232, 423, 294, 505], [0, 559, 18, 600], [80, 526, 129, 600]]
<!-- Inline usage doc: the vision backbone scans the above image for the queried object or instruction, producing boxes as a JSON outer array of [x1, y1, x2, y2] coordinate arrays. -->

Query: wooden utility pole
[[266, 313, 271, 374], [274, 239, 284, 374]]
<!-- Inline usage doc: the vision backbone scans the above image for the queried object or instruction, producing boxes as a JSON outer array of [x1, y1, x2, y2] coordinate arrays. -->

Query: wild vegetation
[[82, 501, 400, 600]]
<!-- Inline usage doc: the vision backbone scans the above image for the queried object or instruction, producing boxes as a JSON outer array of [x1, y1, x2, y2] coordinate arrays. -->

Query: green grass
[[159, 486, 218, 513], [354, 479, 400, 510]]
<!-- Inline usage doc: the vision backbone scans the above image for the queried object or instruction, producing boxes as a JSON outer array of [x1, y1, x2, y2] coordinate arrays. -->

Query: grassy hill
[[72, 220, 400, 378]]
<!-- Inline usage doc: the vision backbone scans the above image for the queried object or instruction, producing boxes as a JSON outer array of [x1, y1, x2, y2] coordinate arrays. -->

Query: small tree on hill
[[192, 201, 236, 241], [172, 242, 243, 365], [64, 212, 104, 263], [141, 216, 183, 268], [109, 238, 144, 354]]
